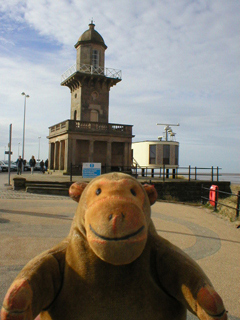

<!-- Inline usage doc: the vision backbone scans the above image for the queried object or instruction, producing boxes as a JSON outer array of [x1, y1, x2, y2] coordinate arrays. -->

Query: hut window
[[163, 145, 170, 165], [149, 145, 156, 164]]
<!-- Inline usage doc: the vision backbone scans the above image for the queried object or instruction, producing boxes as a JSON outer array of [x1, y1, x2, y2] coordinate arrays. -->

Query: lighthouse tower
[[48, 23, 133, 174], [62, 21, 121, 123]]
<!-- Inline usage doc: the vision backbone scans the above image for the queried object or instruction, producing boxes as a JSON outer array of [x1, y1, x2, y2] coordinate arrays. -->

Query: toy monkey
[[1, 173, 227, 320]]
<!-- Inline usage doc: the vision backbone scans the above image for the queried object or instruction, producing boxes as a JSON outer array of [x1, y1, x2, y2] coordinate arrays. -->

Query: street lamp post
[[21, 92, 30, 170], [38, 137, 41, 161]]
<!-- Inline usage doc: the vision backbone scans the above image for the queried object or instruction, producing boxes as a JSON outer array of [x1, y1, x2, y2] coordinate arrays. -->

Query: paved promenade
[[0, 172, 239, 319]]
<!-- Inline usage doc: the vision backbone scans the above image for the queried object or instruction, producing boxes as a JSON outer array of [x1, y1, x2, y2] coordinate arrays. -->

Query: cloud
[[0, 0, 239, 172]]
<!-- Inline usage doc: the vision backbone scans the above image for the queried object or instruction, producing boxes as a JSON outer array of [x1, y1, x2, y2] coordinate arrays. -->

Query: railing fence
[[70, 163, 222, 183], [70, 164, 132, 182], [61, 63, 122, 82], [132, 165, 221, 181], [201, 185, 240, 218]]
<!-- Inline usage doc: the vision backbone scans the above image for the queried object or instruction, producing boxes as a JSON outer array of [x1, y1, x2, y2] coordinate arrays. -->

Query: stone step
[[25, 183, 71, 189], [26, 186, 69, 196]]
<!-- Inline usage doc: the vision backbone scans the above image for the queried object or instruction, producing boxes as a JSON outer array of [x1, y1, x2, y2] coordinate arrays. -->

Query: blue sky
[[0, 0, 239, 173]]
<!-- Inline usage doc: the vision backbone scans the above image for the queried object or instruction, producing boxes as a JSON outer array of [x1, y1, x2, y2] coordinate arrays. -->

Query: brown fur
[[1, 173, 227, 320]]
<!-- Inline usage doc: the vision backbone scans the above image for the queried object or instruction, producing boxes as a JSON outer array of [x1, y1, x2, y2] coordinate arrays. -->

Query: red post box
[[209, 185, 219, 207]]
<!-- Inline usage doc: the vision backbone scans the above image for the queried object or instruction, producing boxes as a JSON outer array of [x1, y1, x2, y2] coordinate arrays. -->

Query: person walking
[[29, 155, 36, 174], [45, 159, 48, 171], [16, 156, 23, 175], [40, 160, 45, 173]]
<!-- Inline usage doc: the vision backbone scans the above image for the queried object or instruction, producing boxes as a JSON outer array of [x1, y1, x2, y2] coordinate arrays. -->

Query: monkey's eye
[[130, 189, 136, 196], [96, 188, 101, 195]]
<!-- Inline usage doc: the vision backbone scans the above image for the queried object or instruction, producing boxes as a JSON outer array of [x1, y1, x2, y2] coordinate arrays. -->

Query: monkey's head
[[69, 173, 157, 265]]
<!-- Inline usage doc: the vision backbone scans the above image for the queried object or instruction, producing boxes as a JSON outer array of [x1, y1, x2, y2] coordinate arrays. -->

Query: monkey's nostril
[[121, 213, 125, 219], [108, 214, 113, 220]]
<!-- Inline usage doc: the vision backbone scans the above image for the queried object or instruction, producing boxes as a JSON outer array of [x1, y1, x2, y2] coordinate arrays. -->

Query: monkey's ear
[[69, 182, 88, 202], [143, 184, 158, 205]]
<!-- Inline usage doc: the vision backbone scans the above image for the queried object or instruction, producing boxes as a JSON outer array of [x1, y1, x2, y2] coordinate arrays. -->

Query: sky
[[0, 0, 239, 173]]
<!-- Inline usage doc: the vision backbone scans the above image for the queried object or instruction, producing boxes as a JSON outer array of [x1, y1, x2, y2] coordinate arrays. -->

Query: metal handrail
[[201, 185, 240, 218], [61, 63, 122, 82], [132, 166, 222, 181]]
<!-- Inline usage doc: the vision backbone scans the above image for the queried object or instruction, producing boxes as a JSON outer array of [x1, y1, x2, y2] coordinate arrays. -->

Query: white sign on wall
[[82, 163, 101, 178]]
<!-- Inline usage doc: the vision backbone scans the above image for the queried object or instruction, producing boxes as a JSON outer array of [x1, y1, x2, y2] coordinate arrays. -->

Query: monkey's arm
[[153, 232, 227, 320], [1, 242, 67, 320]]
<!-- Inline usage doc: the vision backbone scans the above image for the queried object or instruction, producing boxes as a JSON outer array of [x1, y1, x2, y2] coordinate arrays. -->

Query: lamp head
[[21, 92, 29, 98]]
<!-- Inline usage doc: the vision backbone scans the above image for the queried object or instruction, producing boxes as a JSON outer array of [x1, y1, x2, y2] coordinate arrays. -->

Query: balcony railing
[[49, 120, 132, 136], [61, 63, 122, 83]]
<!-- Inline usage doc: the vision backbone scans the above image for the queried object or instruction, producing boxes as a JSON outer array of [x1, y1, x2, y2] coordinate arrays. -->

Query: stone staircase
[[25, 181, 73, 196]]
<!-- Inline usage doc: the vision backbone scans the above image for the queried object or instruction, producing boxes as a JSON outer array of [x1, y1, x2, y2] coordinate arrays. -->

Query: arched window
[[74, 110, 77, 120]]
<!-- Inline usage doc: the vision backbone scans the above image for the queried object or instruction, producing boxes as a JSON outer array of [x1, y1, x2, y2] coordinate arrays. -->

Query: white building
[[132, 124, 180, 177], [132, 140, 179, 169]]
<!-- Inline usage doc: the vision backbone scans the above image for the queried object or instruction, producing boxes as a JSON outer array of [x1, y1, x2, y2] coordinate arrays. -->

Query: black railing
[[201, 185, 240, 218], [132, 165, 221, 181], [70, 163, 132, 182], [70, 164, 82, 182], [70, 163, 222, 182]]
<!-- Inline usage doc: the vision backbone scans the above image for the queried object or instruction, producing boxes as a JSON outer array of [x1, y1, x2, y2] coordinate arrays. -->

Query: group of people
[[39, 159, 48, 174], [16, 155, 48, 175]]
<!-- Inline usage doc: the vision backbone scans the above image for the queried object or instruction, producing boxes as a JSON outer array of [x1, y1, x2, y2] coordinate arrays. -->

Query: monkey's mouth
[[89, 224, 145, 241]]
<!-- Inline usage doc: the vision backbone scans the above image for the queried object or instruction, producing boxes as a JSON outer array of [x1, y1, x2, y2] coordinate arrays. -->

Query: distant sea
[[221, 173, 240, 185]]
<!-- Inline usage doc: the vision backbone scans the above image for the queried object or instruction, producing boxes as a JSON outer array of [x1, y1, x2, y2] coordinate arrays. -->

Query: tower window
[[92, 50, 99, 69], [75, 93, 77, 98]]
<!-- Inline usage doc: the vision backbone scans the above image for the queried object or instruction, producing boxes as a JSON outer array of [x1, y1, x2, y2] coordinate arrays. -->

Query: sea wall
[[151, 180, 231, 202], [13, 176, 231, 203]]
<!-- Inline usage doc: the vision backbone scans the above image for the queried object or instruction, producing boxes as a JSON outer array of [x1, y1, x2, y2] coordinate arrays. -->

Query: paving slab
[[0, 172, 239, 319]]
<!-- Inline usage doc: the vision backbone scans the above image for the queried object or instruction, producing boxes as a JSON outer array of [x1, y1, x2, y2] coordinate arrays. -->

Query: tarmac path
[[0, 172, 239, 319]]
